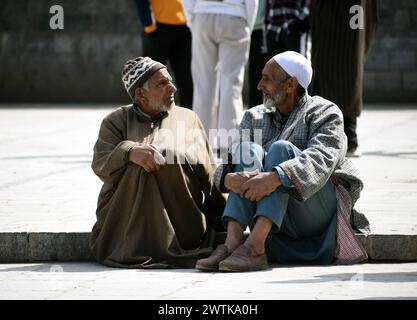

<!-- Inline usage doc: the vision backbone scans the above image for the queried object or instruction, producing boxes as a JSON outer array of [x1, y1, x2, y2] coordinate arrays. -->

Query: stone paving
[[0, 104, 416, 234], [0, 104, 416, 300], [0, 262, 416, 300], [0, 106, 105, 232], [350, 105, 417, 235]]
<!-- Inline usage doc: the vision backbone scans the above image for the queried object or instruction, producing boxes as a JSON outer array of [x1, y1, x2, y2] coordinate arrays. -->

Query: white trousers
[[191, 13, 250, 149]]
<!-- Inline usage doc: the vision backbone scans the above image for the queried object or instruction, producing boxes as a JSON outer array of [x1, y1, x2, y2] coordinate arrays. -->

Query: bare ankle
[[244, 241, 265, 256], [224, 236, 244, 252], [224, 220, 245, 252]]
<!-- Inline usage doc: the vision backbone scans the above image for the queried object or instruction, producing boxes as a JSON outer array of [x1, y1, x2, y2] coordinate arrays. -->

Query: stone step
[[1, 232, 416, 263], [0, 232, 93, 262]]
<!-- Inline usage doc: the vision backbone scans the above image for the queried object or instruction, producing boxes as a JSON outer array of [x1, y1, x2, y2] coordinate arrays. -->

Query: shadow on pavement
[[267, 271, 417, 284], [361, 150, 417, 159], [0, 263, 204, 273], [0, 263, 114, 273]]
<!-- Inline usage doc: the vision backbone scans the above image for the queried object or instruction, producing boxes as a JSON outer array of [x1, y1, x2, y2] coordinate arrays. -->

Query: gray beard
[[263, 97, 276, 112], [150, 100, 174, 113], [263, 93, 284, 112], [158, 104, 168, 112]]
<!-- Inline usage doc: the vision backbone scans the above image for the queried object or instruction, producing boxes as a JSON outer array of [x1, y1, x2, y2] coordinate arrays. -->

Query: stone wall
[[0, 0, 416, 103], [363, 0, 417, 103], [0, 0, 141, 103]]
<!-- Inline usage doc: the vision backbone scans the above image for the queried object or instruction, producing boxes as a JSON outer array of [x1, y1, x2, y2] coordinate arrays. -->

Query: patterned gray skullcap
[[122, 56, 166, 98]]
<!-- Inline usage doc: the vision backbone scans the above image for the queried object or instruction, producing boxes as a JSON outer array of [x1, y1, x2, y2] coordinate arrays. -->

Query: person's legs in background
[[345, 117, 360, 157], [169, 25, 193, 109], [217, 15, 250, 149], [191, 13, 219, 139], [266, 31, 301, 58], [248, 29, 269, 108], [141, 23, 170, 65]]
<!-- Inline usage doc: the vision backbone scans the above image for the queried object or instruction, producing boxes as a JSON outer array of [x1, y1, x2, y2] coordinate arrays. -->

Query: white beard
[[150, 101, 171, 113], [166, 100, 175, 111], [263, 97, 276, 112], [159, 104, 168, 112], [263, 92, 285, 112]]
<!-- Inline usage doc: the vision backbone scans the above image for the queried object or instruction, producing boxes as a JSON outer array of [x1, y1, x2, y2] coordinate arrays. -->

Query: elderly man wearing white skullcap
[[196, 51, 369, 272]]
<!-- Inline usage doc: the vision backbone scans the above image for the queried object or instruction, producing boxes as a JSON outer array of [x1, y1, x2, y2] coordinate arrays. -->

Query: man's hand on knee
[[241, 172, 282, 202], [128, 143, 166, 172], [224, 171, 258, 195]]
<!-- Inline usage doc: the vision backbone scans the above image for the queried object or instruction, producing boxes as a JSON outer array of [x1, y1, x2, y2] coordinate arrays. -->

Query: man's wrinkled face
[[257, 60, 288, 111], [142, 68, 177, 114]]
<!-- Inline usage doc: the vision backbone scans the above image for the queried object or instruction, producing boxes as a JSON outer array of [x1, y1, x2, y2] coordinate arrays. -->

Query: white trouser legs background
[[191, 13, 250, 149], [191, 13, 219, 135]]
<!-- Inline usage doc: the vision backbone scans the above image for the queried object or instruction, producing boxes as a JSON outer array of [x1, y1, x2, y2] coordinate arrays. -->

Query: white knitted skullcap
[[272, 51, 312, 89]]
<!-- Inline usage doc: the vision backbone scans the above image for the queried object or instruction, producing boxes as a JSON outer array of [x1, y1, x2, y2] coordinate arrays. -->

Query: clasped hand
[[224, 171, 282, 202]]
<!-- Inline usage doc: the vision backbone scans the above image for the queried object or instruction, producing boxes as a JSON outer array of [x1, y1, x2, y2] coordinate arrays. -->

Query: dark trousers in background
[[248, 29, 269, 108], [142, 23, 193, 109], [344, 118, 358, 150], [266, 31, 302, 57]]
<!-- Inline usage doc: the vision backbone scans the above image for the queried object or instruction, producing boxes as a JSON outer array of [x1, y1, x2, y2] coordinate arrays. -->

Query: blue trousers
[[223, 141, 337, 264]]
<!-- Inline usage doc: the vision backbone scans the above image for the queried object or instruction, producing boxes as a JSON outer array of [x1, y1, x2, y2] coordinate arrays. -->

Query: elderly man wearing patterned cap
[[90, 56, 226, 268], [196, 51, 370, 272]]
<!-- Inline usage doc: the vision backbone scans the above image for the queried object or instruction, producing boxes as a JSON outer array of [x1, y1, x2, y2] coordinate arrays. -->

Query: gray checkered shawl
[[214, 94, 369, 264]]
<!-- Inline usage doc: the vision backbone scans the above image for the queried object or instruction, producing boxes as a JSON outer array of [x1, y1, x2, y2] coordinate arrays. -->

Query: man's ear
[[135, 87, 144, 99], [135, 87, 149, 104], [286, 77, 299, 93]]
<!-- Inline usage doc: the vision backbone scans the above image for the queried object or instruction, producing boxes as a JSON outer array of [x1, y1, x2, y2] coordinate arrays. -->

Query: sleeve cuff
[[219, 152, 234, 193], [274, 166, 293, 188], [118, 140, 138, 164], [219, 165, 234, 193], [144, 24, 157, 33]]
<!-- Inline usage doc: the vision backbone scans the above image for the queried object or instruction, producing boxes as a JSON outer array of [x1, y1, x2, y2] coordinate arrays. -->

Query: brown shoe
[[218, 244, 268, 272], [195, 244, 231, 271]]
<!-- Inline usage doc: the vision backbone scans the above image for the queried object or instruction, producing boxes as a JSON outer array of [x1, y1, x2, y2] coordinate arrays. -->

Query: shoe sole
[[195, 262, 218, 272], [218, 264, 269, 272]]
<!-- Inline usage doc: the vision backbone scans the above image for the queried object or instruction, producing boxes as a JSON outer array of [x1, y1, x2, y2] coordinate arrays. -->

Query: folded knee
[[233, 141, 263, 156], [233, 141, 264, 171], [265, 141, 298, 168], [268, 140, 295, 154]]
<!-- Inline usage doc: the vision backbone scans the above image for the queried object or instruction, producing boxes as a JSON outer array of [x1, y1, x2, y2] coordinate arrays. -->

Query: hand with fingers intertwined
[[225, 170, 282, 202]]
